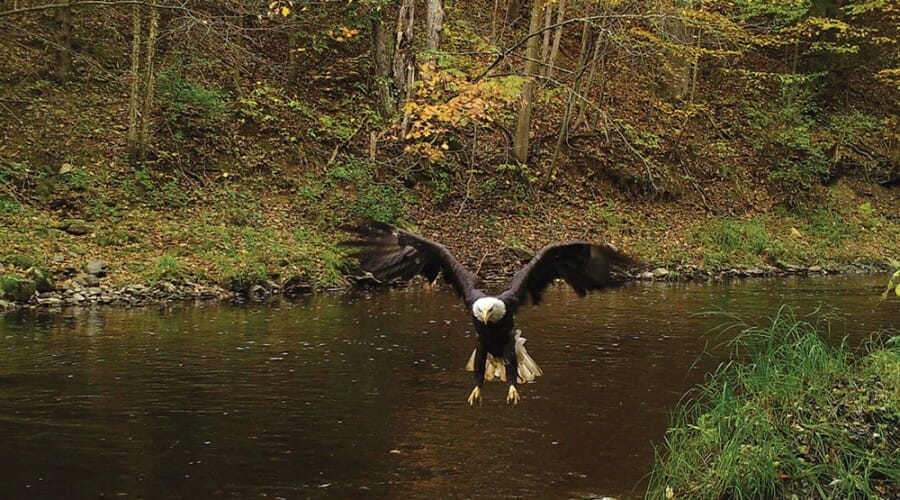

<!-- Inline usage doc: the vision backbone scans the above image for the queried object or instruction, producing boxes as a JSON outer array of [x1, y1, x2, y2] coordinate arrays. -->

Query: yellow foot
[[467, 386, 482, 406], [507, 385, 520, 406]]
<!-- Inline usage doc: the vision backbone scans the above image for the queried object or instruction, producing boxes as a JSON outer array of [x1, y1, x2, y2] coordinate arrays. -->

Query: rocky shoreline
[[1, 257, 890, 312]]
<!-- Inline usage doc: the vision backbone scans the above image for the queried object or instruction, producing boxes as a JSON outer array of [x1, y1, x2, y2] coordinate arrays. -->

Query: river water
[[0, 274, 896, 499]]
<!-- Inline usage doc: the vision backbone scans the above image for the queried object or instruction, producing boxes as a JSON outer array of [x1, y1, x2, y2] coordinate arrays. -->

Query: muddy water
[[0, 275, 895, 499]]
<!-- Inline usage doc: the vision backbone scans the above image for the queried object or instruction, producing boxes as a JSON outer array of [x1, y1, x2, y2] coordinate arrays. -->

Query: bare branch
[[0, 1, 190, 18]]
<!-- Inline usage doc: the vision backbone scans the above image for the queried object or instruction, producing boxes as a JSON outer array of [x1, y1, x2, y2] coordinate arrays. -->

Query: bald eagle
[[342, 221, 635, 406]]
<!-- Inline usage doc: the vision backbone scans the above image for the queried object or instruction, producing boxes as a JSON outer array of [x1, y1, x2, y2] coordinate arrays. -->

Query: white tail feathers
[[465, 330, 543, 383]]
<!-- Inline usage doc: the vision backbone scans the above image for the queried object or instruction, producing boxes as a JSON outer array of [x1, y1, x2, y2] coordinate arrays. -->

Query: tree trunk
[[426, 0, 443, 52], [393, 0, 415, 136], [505, 0, 524, 25], [372, 12, 394, 117], [511, 0, 545, 164], [54, 0, 73, 82], [574, 27, 606, 132], [392, 0, 415, 99], [127, 4, 143, 159], [137, 2, 160, 161], [540, 1, 552, 71], [552, 20, 590, 171], [545, 0, 565, 80], [424, 0, 444, 76]]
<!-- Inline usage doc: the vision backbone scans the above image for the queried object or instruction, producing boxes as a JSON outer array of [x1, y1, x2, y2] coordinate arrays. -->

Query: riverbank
[[646, 309, 899, 499], [6, 177, 899, 315], [2, 172, 897, 312]]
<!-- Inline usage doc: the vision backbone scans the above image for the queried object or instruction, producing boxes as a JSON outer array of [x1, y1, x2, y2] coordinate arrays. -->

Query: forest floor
[[1, 76, 899, 306]]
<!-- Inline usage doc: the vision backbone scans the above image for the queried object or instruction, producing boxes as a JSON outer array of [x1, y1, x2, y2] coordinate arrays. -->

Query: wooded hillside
[[1, 0, 898, 296]]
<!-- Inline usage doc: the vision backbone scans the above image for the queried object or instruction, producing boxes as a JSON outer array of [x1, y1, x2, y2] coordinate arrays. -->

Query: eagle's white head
[[472, 297, 507, 325]]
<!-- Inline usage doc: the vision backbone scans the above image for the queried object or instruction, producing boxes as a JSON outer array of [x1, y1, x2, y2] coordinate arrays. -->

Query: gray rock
[[61, 219, 93, 235], [38, 297, 64, 307], [75, 273, 100, 287], [506, 245, 535, 262], [1, 277, 36, 302], [84, 260, 108, 277], [652, 267, 670, 279]]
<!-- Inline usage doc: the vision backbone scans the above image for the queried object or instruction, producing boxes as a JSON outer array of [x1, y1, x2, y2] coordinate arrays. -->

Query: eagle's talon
[[467, 386, 482, 406], [507, 385, 520, 405]]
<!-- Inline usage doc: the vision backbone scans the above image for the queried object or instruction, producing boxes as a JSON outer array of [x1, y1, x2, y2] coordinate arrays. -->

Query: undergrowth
[[647, 307, 899, 499]]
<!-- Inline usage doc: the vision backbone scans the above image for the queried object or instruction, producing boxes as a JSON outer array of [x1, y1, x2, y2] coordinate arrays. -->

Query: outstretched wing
[[341, 221, 484, 302], [502, 242, 634, 306]]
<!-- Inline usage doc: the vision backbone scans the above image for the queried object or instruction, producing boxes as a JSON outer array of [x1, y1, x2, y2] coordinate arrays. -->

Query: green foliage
[[354, 183, 406, 223], [804, 206, 858, 241], [157, 70, 231, 132], [694, 217, 778, 266], [290, 226, 347, 288], [0, 198, 20, 214], [215, 256, 269, 292], [0, 274, 18, 295], [129, 168, 190, 208], [732, 0, 810, 30], [96, 229, 140, 248], [2, 254, 36, 269], [237, 83, 364, 145], [882, 261, 900, 301], [427, 165, 454, 204], [238, 84, 288, 125], [825, 110, 892, 182], [326, 158, 407, 223], [58, 167, 95, 192], [142, 254, 187, 283], [648, 308, 899, 499], [747, 81, 829, 206]]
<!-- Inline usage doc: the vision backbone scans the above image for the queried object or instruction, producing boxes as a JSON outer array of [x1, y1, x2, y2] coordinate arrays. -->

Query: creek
[[0, 274, 895, 499]]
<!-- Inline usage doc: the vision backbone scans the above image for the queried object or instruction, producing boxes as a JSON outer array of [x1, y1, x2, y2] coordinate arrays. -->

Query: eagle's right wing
[[341, 221, 484, 303], [503, 242, 634, 306]]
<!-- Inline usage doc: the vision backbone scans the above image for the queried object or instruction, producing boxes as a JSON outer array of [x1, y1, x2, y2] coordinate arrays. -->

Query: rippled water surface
[[1, 275, 896, 499]]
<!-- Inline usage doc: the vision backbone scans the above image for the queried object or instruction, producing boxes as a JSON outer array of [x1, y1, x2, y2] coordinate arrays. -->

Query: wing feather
[[341, 221, 484, 302], [503, 242, 634, 306]]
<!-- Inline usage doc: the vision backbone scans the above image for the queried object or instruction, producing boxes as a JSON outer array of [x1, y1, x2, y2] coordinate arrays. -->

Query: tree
[[53, 0, 73, 82], [392, 0, 415, 100], [371, 5, 394, 118], [426, 0, 444, 53], [126, 2, 161, 162], [511, 0, 545, 164]]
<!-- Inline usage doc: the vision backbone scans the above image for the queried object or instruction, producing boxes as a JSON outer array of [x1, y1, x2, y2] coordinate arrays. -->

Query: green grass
[[142, 254, 189, 284], [693, 217, 779, 267], [647, 308, 899, 499]]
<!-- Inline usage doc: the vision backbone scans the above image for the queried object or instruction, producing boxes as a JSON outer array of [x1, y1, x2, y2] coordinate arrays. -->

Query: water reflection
[[0, 274, 895, 499]]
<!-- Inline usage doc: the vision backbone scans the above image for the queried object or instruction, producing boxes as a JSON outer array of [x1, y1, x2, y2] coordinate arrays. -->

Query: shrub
[[157, 70, 231, 133], [747, 81, 829, 206]]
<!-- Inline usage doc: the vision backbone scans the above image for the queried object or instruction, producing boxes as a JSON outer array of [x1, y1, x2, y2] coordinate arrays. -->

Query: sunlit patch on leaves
[[402, 69, 523, 162]]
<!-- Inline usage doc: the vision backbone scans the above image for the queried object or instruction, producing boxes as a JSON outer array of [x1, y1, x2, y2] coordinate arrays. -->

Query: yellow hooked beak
[[480, 310, 490, 324]]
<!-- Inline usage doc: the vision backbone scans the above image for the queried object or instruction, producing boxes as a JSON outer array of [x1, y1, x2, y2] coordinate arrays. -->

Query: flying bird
[[342, 221, 635, 406]]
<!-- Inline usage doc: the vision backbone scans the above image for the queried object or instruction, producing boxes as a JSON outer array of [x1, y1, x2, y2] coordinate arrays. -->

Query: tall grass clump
[[647, 307, 899, 499]]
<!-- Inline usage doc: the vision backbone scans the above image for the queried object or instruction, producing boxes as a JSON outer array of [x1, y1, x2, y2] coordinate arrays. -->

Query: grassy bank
[[647, 308, 899, 499], [1, 157, 897, 301]]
